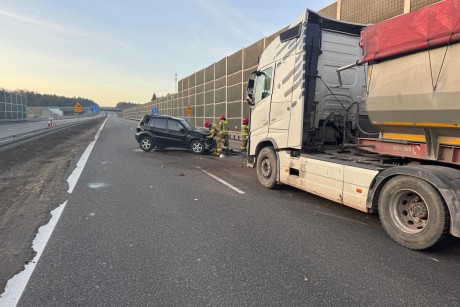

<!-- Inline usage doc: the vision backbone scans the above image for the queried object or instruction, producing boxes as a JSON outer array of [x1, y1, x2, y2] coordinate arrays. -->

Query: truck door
[[249, 66, 274, 151]]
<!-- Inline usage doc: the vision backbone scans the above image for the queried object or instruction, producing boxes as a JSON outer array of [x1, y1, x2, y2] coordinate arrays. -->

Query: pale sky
[[0, 0, 335, 107]]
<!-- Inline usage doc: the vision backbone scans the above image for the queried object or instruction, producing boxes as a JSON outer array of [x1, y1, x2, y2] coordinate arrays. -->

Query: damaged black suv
[[135, 115, 214, 154]]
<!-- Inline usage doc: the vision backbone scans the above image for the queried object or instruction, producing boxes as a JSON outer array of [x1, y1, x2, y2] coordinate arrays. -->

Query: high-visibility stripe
[[382, 133, 460, 146], [439, 137, 460, 145], [373, 121, 460, 128], [383, 133, 425, 142]]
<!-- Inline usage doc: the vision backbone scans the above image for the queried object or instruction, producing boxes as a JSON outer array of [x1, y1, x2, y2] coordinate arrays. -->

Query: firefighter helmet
[[204, 121, 211, 127], [243, 117, 249, 124], [219, 115, 226, 120]]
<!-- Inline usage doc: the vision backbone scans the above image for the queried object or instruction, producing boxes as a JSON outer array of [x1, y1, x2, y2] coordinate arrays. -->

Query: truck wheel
[[257, 146, 277, 189], [378, 176, 450, 250], [139, 136, 154, 152], [190, 140, 205, 154]]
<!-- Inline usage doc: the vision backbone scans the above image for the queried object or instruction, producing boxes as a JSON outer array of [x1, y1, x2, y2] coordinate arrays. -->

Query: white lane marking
[[67, 117, 107, 193], [88, 182, 108, 189], [201, 169, 245, 194], [0, 202, 66, 306], [0, 117, 108, 306]]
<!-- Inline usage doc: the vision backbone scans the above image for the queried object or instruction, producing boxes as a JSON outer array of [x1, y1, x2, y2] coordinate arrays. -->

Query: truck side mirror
[[246, 79, 255, 106], [246, 71, 259, 106]]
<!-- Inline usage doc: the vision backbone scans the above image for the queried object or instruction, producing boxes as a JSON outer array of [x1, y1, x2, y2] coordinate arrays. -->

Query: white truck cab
[[245, 9, 460, 250]]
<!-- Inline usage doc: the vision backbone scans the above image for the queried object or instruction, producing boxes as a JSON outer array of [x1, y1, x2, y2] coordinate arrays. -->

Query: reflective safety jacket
[[241, 124, 249, 137], [207, 123, 219, 139], [219, 120, 229, 136]]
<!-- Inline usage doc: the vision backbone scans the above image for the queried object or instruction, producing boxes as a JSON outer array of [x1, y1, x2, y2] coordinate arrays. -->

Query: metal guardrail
[[0, 117, 100, 151], [25, 113, 97, 122]]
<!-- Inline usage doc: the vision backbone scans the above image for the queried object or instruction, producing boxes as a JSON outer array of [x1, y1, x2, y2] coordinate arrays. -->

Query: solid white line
[[0, 117, 108, 307], [201, 169, 245, 194], [67, 117, 107, 193], [0, 202, 66, 307]]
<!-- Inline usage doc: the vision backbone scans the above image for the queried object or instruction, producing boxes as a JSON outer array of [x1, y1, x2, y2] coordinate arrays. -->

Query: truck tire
[[378, 175, 450, 250], [139, 136, 154, 152], [256, 146, 277, 189]]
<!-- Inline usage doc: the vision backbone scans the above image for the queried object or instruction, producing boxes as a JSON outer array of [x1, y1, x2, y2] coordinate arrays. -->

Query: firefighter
[[204, 120, 222, 156], [241, 117, 249, 153], [218, 115, 229, 152]]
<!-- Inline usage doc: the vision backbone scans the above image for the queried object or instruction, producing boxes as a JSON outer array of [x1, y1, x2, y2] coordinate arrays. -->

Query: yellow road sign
[[185, 105, 192, 115], [74, 102, 83, 113]]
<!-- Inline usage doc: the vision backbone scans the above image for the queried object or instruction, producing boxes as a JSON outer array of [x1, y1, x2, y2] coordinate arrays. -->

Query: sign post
[[74, 102, 83, 121]]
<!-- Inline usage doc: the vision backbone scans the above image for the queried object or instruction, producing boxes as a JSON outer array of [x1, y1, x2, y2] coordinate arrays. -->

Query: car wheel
[[139, 136, 154, 152], [190, 140, 205, 154]]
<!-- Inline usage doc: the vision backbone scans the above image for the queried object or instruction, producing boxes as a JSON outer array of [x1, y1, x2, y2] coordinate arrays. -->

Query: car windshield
[[179, 119, 194, 130]]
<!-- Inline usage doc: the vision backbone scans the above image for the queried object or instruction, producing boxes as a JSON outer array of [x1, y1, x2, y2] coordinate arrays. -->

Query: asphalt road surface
[[2, 116, 460, 306]]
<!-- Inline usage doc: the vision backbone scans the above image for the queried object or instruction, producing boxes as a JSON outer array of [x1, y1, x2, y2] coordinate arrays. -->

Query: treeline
[[115, 102, 138, 109], [11, 90, 142, 109], [13, 90, 97, 107]]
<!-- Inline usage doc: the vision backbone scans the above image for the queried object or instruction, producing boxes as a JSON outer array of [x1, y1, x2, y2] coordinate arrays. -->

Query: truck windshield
[[254, 67, 273, 103]]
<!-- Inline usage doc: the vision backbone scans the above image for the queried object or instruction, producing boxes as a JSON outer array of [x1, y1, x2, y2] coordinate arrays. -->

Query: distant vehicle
[[135, 115, 214, 154]]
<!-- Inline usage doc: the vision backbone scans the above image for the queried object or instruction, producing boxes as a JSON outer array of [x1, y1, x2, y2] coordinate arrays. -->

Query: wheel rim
[[388, 189, 429, 234], [192, 142, 203, 153], [141, 139, 151, 150], [260, 157, 272, 179]]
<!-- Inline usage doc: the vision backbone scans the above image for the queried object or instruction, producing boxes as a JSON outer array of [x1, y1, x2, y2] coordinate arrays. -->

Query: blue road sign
[[151, 107, 159, 115], [91, 105, 99, 112]]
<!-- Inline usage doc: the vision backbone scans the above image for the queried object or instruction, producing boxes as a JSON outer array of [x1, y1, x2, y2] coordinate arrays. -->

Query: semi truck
[[245, 0, 460, 250]]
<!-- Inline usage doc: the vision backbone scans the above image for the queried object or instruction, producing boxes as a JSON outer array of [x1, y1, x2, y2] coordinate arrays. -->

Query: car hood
[[192, 128, 208, 136]]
